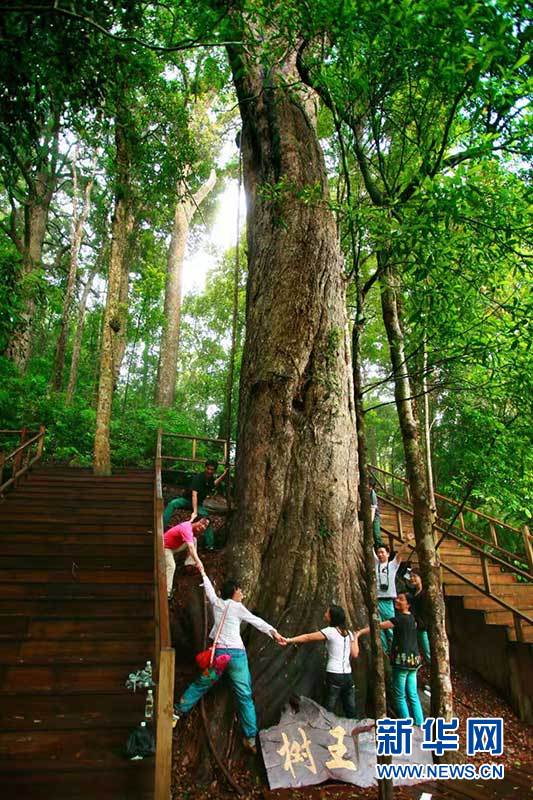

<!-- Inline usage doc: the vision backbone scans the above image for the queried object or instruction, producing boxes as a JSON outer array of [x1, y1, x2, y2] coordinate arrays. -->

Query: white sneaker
[[423, 685, 431, 696]]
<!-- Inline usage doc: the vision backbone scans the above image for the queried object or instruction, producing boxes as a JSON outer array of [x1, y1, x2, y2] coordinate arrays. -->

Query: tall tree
[[52, 147, 93, 391], [223, 7, 365, 722], [93, 105, 135, 475], [156, 168, 216, 406]]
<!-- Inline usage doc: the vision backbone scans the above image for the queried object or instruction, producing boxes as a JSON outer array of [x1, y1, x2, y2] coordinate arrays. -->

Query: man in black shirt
[[163, 460, 228, 550]]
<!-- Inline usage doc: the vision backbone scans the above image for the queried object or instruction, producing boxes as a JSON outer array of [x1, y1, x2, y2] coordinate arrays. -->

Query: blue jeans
[[391, 667, 424, 726], [378, 598, 395, 652], [176, 648, 257, 738], [163, 497, 215, 548], [418, 630, 431, 664]]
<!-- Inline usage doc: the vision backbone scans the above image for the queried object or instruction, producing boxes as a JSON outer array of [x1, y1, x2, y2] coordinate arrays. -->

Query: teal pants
[[176, 648, 257, 738], [391, 667, 424, 725], [373, 516, 383, 548], [377, 599, 395, 652], [418, 630, 431, 663], [163, 497, 214, 548]]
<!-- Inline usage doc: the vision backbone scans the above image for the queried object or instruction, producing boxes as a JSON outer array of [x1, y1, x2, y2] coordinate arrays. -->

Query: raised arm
[[214, 468, 228, 488], [285, 631, 325, 645], [201, 574, 225, 610]]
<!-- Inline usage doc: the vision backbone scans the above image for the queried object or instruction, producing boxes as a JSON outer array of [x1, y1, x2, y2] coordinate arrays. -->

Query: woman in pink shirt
[[164, 518, 209, 597]]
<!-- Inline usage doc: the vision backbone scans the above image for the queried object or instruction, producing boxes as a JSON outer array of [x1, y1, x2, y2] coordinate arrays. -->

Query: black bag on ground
[[125, 721, 156, 760]]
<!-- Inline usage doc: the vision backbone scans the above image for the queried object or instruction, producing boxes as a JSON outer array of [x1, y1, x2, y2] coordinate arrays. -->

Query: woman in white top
[[283, 605, 359, 718], [174, 573, 284, 752]]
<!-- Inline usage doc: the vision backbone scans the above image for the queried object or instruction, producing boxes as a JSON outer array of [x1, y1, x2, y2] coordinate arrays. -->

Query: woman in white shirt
[[283, 605, 359, 718], [174, 572, 284, 752]]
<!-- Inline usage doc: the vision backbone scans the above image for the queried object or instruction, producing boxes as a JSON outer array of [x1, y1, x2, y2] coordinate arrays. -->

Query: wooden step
[[0, 617, 154, 641], [0, 639, 153, 665], [0, 582, 154, 599], [0, 523, 153, 534], [0, 532, 152, 545], [483, 607, 533, 626], [0, 569, 153, 584], [0, 554, 153, 570], [0, 765, 153, 800], [0, 599, 153, 617], [0, 664, 149, 694], [0, 692, 148, 731], [0, 727, 153, 768], [507, 625, 533, 643], [445, 583, 533, 601], [0, 542, 152, 557]]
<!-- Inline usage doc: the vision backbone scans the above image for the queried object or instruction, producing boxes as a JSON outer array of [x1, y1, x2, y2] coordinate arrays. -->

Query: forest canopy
[[0, 0, 531, 524]]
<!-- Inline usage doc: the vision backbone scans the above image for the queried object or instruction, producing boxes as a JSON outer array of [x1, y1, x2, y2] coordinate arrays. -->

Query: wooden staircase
[[378, 498, 533, 645], [0, 466, 156, 799]]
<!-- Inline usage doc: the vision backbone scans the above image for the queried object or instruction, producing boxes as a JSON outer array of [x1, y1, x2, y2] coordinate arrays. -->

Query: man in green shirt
[[163, 460, 227, 550]]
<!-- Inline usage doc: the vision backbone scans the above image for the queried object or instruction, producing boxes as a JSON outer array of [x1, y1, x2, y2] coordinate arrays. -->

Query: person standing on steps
[[356, 591, 424, 725], [374, 543, 408, 652], [407, 568, 431, 664], [164, 517, 209, 598], [163, 459, 227, 551], [173, 571, 285, 754], [281, 605, 360, 718]]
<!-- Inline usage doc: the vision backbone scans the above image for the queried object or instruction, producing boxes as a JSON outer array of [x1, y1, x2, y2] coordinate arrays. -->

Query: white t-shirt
[[320, 626, 354, 674], [374, 553, 401, 599]]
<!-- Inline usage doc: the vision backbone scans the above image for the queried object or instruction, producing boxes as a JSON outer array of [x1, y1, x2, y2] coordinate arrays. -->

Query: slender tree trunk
[[65, 266, 97, 405], [111, 250, 131, 388], [422, 337, 436, 513], [156, 169, 216, 406], [52, 151, 93, 391], [379, 253, 453, 721], [6, 121, 60, 371], [93, 117, 133, 475], [224, 37, 364, 722], [353, 311, 393, 800]]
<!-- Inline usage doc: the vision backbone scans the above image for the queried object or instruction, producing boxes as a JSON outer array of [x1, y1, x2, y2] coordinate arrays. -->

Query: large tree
[[221, 7, 365, 721]]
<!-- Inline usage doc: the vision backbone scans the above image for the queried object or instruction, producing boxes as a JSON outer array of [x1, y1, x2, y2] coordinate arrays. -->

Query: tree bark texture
[[52, 152, 93, 392], [378, 253, 453, 721], [225, 40, 364, 725], [93, 118, 133, 475], [155, 169, 216, 407], [65, 266, 96, 405], [5, 121, 60, 371]]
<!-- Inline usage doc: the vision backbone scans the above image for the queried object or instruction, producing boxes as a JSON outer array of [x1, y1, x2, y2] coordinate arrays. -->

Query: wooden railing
[[0, 426, 46, 495], [369, 464, 533, 576], [382, 515, 533, 644], [160, 431, 236, 470], [153, 429, 175, 800]]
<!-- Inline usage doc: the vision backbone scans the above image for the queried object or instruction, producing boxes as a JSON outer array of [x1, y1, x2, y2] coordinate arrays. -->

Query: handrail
[[381, 493, 532, 582], [161, 431, 236, 469], [382, 524, 532, 644], [153, 428, 174, 800], [370, 464, 532, 573], [370, 464, 521, 533], [0, 426, 46, 494]]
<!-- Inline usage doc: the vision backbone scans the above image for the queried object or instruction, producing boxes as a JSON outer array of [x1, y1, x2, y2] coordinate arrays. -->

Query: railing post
[[0, 452, 4, 488], [404, 483, 411, 505], [13, 427, 27, 486], [458, 512, 465, 532], [154, 647, 175, 800], [396, 508, 404, 541], [36, 425, 45, 459], [489, 522, 498, 547], [513, 612, 524, 644], [192, 437, 197, 462], [481, 555, 491, 594], [522, 525, 533, 576]]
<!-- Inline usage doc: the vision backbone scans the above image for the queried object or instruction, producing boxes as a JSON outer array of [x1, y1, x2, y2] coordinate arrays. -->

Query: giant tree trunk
[[225, 39, 364, 723], [155, 169, 216, 407], [379, 253, 453, 721], [52, 151, 93, 392], [93, 119, 133, 475], [65, 266, 96, 405], [5, 121, 60, 371]]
